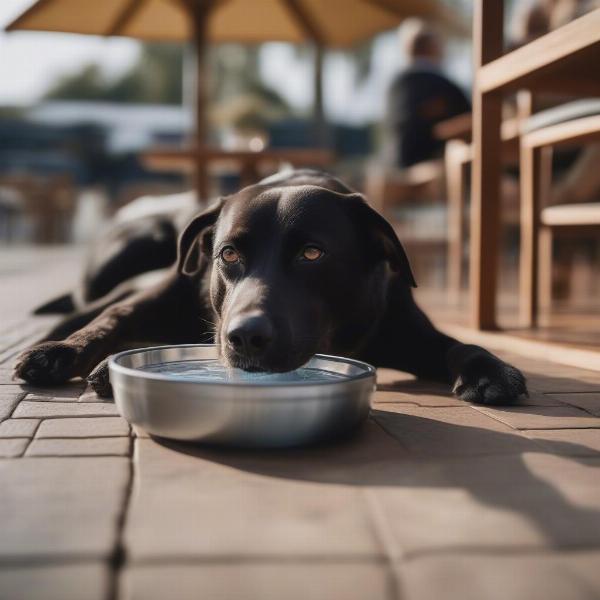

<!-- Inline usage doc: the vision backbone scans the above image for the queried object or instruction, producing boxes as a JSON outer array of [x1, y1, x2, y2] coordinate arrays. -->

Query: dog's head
[[176, 182, 415, 372]]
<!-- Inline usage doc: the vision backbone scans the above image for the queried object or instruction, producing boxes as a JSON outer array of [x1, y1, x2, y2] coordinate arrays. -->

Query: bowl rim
[[108, 343, 376, 388]]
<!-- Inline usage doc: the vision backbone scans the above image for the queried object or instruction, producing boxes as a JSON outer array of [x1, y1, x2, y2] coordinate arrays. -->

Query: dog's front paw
[[87, 360, 113, 398], [14, 342, 81, 385], [452, 353, 527, 405]]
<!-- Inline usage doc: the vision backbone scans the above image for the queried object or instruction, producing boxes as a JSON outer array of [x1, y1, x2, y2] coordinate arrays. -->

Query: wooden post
[[182, 0, 214, 201], [313, 44, 326, 147], [470, 0, 504, 330]]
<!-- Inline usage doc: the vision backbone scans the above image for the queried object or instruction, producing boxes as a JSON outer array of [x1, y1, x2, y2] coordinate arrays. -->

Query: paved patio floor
[[1, 247, 600, 600]]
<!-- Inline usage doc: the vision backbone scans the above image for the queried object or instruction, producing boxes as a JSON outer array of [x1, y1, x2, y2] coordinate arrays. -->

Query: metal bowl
[[108, 344, 375, 448]]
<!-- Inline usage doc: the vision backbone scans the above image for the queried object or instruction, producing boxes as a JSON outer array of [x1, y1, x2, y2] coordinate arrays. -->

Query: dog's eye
[[220, 246, 240, 263], [301, 246, 323, 261]]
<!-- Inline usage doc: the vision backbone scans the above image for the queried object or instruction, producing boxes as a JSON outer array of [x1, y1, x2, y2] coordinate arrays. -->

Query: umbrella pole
[[313, 44, 326, 147], [185, 0, 213, 201]]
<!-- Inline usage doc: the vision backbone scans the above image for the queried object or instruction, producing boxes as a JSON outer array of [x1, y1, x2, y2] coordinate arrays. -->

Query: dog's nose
[[226, 313, 274, 357]]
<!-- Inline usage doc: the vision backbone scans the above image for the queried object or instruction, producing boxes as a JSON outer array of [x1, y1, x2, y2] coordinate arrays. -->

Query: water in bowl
[[140, 359, 345, 383]]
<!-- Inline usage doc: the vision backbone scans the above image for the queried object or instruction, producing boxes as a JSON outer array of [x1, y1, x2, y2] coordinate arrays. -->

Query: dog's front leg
[[374, 297, 527, 405], [15, 276, 185, 386]]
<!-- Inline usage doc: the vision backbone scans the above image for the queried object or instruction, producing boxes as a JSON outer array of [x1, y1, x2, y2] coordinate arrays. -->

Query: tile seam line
[[107, 435, 136, 600], [19, 417, 46, 457], [362, 488, 404, 600]]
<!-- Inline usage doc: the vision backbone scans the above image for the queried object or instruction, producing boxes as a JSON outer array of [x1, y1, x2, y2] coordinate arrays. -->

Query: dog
[[15, 170, 527, 404]]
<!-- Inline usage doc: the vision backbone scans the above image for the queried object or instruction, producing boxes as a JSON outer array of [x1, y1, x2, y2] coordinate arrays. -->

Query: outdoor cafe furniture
[[440, 114, 520, 299], [140, 146, 335, 189], [519, 100, 600, 328], [0, 174, 76, 244], [470, 3, 600, 330]]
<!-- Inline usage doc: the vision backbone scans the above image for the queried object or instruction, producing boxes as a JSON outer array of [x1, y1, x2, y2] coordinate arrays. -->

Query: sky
[[0, 0, 471, 125], [0, 0, 141, 105]]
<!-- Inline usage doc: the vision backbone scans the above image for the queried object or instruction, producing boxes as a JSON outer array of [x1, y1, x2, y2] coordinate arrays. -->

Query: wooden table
[[471, 6, 600, 330], [141, 146, 335, 188]]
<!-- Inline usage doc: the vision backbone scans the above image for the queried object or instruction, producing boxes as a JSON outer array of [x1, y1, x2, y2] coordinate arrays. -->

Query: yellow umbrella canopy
[[7, 0, 466, 45], [7, 0, 467, 195]]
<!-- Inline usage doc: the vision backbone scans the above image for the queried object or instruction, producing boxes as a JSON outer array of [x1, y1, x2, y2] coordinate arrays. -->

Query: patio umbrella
[[6, 0, 468, 196]]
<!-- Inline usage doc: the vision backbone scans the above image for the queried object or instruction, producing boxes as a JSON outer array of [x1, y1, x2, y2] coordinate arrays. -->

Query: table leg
[[470, 0, 504, 330]]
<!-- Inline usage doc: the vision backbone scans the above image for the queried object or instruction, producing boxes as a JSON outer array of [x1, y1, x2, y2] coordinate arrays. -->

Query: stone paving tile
[[25, 393, 79, 403], [525, 372, 600, 394], [0, 456, 129, 558], [0, 385, 27, 394], [371, 405, 541, 457], [523, 429, 600, 456], [510, 356, 600, 382], [397, 551, 600, 600], [374, 388, 567, 408], [370, 453, 600, 554], [0, 366, 17, 383], [36, 417, 129, 438], [544, 393, 600, 417], [121, 563, 392, 600], [16, 381, 87, 398], [0, 418, 39, 438], [124, 425, 399, 560], [472, 405, 600, 430], [12, 401, 119, 419], [0, 562, 110, 600], [26, 437, 131, 457], [373, 390, 463, 407], [0, 438, 29, 458], [0, 390, 25, 421]]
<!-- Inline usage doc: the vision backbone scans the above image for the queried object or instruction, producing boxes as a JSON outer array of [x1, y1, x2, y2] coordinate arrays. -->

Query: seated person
[[385, 19, 470, 169]]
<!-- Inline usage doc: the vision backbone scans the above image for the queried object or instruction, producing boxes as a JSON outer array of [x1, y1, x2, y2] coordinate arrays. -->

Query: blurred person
[[385, 19, 470, 168]]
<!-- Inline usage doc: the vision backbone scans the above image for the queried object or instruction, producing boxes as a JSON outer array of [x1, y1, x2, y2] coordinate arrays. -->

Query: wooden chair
[[0, 174, 76, 244], [519, 108, 600, 327], [444, 116, 521, 299]]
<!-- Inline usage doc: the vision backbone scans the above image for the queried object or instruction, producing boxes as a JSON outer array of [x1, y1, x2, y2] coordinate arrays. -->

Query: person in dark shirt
[[386, 20, 470, 168]]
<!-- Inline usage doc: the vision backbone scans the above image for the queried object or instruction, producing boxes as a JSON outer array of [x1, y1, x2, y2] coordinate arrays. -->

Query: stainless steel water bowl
[[109, 344, 376, 448]]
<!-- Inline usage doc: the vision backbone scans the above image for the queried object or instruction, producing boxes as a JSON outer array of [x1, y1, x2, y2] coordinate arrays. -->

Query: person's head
[[399, 18, 444, 65]]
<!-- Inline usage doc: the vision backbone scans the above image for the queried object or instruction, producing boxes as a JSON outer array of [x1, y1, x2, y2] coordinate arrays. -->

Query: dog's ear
[[176, 199, 224, 276], [346, 193, 417, 287]]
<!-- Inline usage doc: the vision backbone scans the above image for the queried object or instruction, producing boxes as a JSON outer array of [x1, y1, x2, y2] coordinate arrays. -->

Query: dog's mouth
[[221, 348, 313, 374]]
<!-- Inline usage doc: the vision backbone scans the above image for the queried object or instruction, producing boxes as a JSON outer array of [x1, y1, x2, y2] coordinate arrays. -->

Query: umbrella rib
[[5, 0, 56, 32], [282, 0, 326, 45], [106, 0, 149, 37]]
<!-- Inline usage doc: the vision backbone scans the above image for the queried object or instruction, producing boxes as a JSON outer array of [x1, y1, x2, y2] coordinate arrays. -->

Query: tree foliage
[[44, 44, 183, 104]]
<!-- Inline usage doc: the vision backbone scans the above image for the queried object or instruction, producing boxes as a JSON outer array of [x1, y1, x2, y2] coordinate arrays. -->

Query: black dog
[[15, 170, 526, 404]]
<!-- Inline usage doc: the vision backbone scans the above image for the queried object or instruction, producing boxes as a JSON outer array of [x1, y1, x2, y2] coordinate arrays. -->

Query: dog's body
[[15, 170, 526, 404]]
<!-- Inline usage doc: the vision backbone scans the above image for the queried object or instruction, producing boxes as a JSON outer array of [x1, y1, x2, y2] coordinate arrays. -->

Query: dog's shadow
[[156, 374, 600, 550]]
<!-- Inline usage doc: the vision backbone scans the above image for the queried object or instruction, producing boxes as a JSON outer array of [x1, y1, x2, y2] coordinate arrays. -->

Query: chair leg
[[538, 226, 553, 324], [519, 143, 553, 327], [519, 142, 540, 327], [445, 141, 467, 302]]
